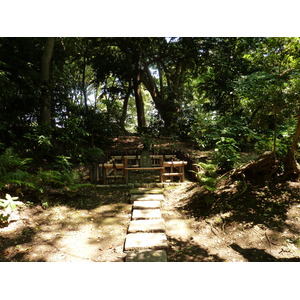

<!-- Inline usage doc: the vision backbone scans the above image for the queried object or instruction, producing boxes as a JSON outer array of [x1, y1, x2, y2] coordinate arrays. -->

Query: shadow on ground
[[230, 243, 300, 262], [182, 182, 300, 231], [166, 237, 225, 262], [0, 187, 132, 262]]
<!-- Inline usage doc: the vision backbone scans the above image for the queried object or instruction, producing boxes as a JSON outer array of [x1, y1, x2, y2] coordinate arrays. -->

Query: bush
[[0, 148, 33, 189], [192, 161, 218, 192], [83, 147, 104, 163], [212, 137, 241, 172]]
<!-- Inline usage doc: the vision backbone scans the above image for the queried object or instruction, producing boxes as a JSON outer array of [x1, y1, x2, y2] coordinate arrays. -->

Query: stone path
[[124, 188, 168, 262]]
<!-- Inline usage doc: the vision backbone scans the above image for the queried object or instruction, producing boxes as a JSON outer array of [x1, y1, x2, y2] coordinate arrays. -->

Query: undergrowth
[[0, 148, 90, 203]]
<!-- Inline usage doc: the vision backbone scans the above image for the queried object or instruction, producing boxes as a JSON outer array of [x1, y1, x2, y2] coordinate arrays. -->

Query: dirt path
[[2, 182, 300, 262], [0, 187, 131, 262]]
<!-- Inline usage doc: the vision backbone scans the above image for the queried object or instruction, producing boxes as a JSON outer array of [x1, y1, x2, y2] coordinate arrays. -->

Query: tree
[[141, 37, 201, 132], [40, 37, 55, 126], [283, 113, 300, 179]]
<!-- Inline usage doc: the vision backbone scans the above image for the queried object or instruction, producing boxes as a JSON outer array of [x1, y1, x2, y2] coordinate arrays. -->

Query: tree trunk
[[40, 37, 55, 126], [283, 115, 300, 180], [232, 151, 278, 185], [119, 82, 132, 133], [133, 60, 146, 129], [82, 54, 88, 109], [141, 65, 179, 131]]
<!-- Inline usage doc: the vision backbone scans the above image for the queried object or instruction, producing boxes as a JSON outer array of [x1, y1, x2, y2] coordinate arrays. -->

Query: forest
[[1, 37, 300, 262]]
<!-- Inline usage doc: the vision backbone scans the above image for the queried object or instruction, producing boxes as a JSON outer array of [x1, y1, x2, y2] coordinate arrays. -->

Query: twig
[[206, 220, 220, 237], [265, 231, 272, 252], [265, 230, 281, 246], [221, 219, 226, 233]]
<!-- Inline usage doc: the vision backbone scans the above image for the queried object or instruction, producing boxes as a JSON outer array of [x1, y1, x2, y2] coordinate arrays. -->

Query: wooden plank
[[105, 155, 178, 162], [124, 233, 168, 250], [162, 173, 183, 176], [163, 161, 187, 166], [128, 219, 165, 233], [125, 250, 167, 262], [106, 175, 124, 179], [102, 163, 124, 168], [125, 167, 164, 170]]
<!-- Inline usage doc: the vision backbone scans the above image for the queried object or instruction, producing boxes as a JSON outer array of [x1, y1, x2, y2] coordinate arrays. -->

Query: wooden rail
[[99, 156, 187, 184]]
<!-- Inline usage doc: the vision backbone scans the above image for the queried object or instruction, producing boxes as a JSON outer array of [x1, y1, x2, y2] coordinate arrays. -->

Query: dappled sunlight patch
[[163, 181, 300, 261], [0, 188, 132, 261]]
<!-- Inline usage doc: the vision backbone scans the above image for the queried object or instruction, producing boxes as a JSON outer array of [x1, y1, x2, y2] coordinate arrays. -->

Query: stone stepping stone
[[133, 200, 161, 209], [130, 194, 165, 203], [132, 209, 162, 220], [125, 250, 167, 262], [128, 219, 165, 233], [130, 188, 164, 194], [124, 233, 168, 251]]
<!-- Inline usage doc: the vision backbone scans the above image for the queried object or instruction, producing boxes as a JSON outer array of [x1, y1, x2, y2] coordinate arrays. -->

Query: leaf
[[5, 194, 12, 201]]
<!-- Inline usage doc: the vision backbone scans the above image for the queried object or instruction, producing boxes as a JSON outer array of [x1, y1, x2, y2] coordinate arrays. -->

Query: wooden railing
[[99, 155, 187, 184]]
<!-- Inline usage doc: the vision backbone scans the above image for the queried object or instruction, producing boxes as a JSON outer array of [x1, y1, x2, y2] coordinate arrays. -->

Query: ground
[[0, 187, 131, 262], [1, 136, 300, 262], [164, 181, 300, 262], [1, 180, 300, 262]]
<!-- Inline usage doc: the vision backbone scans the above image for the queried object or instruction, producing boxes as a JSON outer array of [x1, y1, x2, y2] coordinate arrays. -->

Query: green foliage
[[23, 122, 53, 156], [212, 137, 241, 172], [83, 147, 104, 163], [254, 129, 292, 158], [0, 148, 33, 189], [0, 147, 87, 201], [53, 155, 72, 171], [192, 161, 218, 192], [0, 193, 23, 223], [189, 111, 220, 150], [140, 132, 154, 151], [0, 148, 32, 173], [37, 170, 67, 188]]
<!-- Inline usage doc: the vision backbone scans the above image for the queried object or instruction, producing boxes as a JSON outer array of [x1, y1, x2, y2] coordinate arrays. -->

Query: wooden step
[[131, 209, 162, 220], [132, 200, 161, 209], [163, 173, 183, 176], [128, 219, 165, 233], [130, 194, 165, 203], [124, 233, 168, 251], [125, 250, 167, 262], [130, 188, 164, 194]]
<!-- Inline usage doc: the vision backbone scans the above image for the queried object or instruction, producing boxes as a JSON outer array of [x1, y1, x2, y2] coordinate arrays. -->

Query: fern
[[0, 148, 32, 174], [37, 170, 66, 188]]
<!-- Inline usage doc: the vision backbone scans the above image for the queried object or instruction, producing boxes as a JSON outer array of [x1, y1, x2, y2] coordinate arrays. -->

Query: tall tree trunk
[[40, 37, 55, 126], [120, 82, 132, 133], [133, 60, 146, 129], [283, 115, 300, 180], [82, 54, 88, 109], [141, 65, 179, 131]]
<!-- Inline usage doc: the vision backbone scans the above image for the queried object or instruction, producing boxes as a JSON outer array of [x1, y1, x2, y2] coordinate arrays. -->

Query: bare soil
[[1, 180, 300, 262], [0, 187, 131, 262], [163, 181, 300, 262]]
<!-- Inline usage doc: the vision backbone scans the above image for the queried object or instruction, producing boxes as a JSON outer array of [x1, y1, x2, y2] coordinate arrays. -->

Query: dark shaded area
[[44, 186, 129, 210], [0, 227, 36, 261], [166, 237, 224, 262], [230, 243, 300, 262], [182, 182, 300, 231]]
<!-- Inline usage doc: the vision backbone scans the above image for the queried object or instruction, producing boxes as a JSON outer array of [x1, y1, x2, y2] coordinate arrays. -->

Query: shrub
[[0, 148, 33, 189], [83, 147, 104, 163], [192, 161, 218, 192], [212, 137, 241, 172]]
